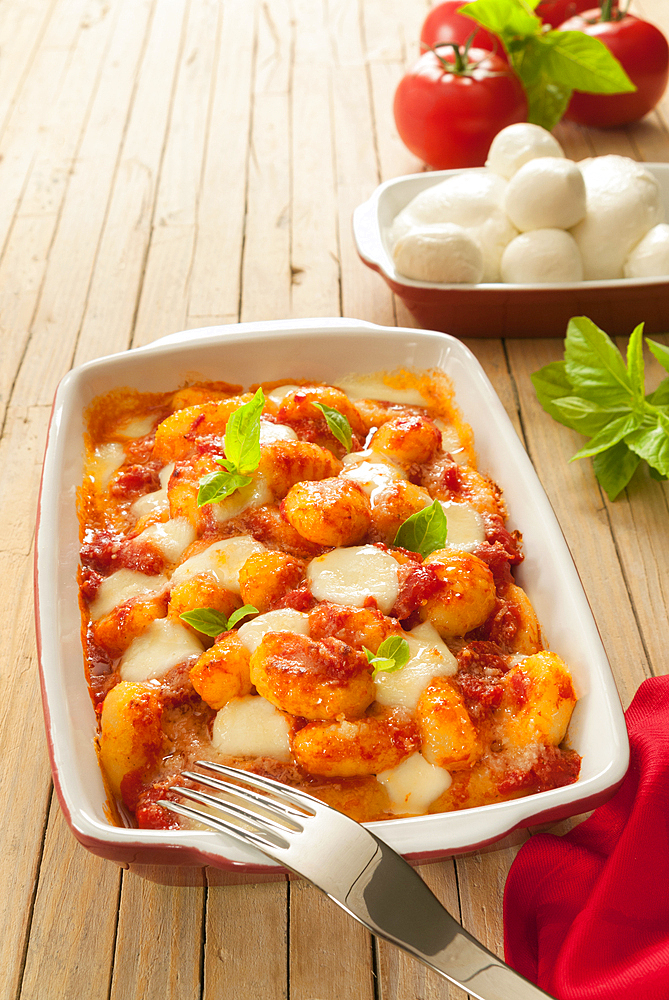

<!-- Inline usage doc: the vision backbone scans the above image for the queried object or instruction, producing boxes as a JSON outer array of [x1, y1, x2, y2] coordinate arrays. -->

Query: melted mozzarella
[[116, 414, 158, 439], [86, 443, 126, 491], [440, 501, 485, 552], [119, 618, 203, 681], [435, 421, 468, 465], [334, 376, 428, 407], [237, 609, 310, 654], [89, 568, 169, 621], [211, 695, 291, 759], [131, 463, 174, 520], [307, 545, 400, 614], [135, 516, 196, 564], [374, 621, 457, 710], [266, 384, 303, 404], [210, 474, 273, 526], [169, 536, 265, 594], [340, 450, 405, 504], [377, 752, 452, 815], [259, 420, 297, 444]]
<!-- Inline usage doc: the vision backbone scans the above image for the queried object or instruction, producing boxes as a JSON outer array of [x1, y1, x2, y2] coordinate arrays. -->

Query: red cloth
[[504, 676, 669, 1000]]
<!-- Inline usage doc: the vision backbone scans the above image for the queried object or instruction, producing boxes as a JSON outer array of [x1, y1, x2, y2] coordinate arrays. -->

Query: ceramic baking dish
[[35, 318, 629, 882], [353, 164, 669, 339]]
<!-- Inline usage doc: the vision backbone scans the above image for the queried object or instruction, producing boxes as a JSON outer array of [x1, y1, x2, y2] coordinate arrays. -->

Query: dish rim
[[35, 317, 630, 872]]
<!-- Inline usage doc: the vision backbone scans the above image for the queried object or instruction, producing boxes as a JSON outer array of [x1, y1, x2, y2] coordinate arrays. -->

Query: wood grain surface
[[1, 1, 668, 998]]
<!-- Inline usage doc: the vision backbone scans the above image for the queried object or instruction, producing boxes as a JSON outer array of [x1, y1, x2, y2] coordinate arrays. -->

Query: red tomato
[[420, 1, 507, 62], [559, 9, 669, 127], [535, 0, 593, 29], [393, 47, 528, 170]]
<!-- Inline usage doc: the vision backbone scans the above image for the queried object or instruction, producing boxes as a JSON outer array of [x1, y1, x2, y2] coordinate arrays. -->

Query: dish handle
[[352, 198, 387, 273]]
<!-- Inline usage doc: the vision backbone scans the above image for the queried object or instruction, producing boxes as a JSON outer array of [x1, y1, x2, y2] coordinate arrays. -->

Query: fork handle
[[330, 835, 554, 1000]]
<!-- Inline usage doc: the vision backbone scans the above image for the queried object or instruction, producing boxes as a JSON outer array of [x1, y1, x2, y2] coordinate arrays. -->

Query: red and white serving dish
[[353, 164, 669, 339], [35, 318, 629, 884]]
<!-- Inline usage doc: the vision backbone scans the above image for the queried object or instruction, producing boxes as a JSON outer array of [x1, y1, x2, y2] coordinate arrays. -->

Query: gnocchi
[[79, 369, 580, 829]]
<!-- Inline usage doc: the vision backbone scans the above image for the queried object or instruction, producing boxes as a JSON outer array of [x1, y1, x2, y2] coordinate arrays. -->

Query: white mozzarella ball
[[571, 156, 664, 280], [472, 211, 518, 282], [501, 229, 583, 284], [392, 224, 484, 283], [485, 123, 565, 180], [624, 223, 669, 278], [503, 158, 586, 232], [390, 169, 507, 244]]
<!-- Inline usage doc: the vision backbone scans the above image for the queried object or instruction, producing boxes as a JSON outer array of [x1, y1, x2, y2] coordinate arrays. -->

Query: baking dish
[[35, 318, 629, 883], [353, 163, 669, 339]]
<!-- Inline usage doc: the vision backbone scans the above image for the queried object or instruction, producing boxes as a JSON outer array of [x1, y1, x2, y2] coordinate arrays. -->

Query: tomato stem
[[431, 33, 478, 75], [599, 0, 626, 21]]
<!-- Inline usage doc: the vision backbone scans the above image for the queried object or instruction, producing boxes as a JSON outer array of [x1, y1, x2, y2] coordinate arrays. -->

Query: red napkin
[[504, 675, 669, 1000]]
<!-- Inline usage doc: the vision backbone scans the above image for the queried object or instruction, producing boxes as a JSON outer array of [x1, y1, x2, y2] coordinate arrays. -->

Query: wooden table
[[2, 1, 668, 997]]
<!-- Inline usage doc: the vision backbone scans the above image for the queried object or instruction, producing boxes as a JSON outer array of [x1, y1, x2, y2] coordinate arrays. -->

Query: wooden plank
[[289, 881, 375, 1000], [203, 883, 289, 1000], [12, 0, 153, 408], [132, 0, 223, 347], [187, 0, 258, 326], [0, 0, 58, 142], [110, 875, 204, 1000], [73, 0, 190, 366], [19, 803, 122, 1000], [239, 0, 293, 322]]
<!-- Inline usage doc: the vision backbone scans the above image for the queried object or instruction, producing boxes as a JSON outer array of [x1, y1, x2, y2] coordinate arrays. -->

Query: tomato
[[420, 1, 507, 62], [559, 9, 669, 127], [535, 0, 593, 29], [393, 47, 528, 170]]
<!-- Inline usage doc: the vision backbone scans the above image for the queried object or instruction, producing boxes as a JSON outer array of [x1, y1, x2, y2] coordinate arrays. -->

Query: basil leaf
[[179, 608, 232, 637], [312, 402, 353, 452], [624, 412, 669, 478], [224, 387, 264, 475], [364, 636, 411, 677], [564, 316, 633, 406], [197, 468, 253, 506], [459, 0, 540, 40], [591, 442, 641, 501], [648, 380, 669, 407], [540, 30, 635, 95], [180, 604, 258, 637], [646, 337, 669, 376], [626, 323, 646, 403], [649, 465, 668, 483], [512, 36, 572, 129], [551, 396, 628, 437], [531, 361, 576, 424], [570, 412, 641, 461], [227, 605, 259, 629], [394, 500, 448, 558]]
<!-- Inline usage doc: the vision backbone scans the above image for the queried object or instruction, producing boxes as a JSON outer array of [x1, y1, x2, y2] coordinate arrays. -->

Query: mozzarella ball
[[503, 158, 586, 232], [391, 170, 507, 242], [624, 223, 669, 279], [485, 123, 565, 180], [501, 229, 583, 284], [392, 224, 484, 283], [571, 156, 664, 280], [389, 171, 517, 281]]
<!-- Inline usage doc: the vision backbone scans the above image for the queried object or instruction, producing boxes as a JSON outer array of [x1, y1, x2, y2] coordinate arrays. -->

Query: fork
[[160, 762, 554, 1000]]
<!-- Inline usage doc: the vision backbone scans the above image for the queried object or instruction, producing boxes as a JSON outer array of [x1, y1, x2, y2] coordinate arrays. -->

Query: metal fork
[[160, 762, 553, 1000]]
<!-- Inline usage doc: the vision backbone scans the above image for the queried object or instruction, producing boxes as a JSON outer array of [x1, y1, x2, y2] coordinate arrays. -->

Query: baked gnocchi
[[78, 370, 580, 829]]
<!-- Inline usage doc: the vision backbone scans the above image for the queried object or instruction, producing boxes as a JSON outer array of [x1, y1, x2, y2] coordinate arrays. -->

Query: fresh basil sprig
[[394, 499, 448, 558], [197, 388, 265, 506], [532, 316, 669, 501], [364, 636, 411, 678], [312, 402, 353, 452], [179, 604, 258, 637], [459, 0, 636, 130]]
